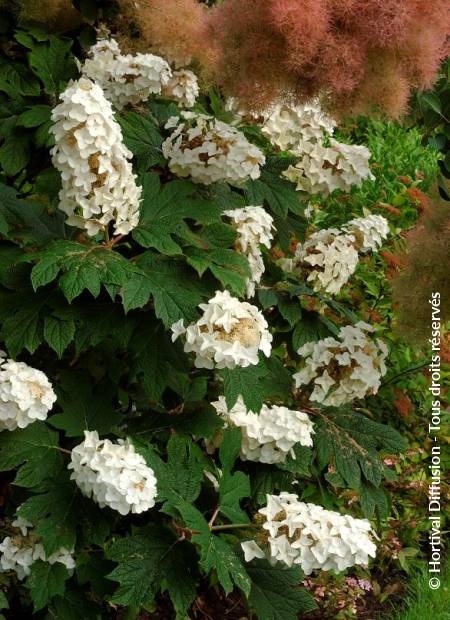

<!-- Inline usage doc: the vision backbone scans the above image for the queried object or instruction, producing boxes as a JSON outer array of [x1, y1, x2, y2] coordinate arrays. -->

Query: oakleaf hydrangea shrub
[[0, 9, 441, 619]]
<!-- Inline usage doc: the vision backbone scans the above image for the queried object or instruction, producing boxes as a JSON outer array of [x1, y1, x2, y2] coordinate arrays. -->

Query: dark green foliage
[[106, 526, 188, 606], [118, 111, 164, 172], [0, 422, 63, 488], [247, 560, 317, 619], [314, 408, 406, 509], [26, 560, 71, 612]]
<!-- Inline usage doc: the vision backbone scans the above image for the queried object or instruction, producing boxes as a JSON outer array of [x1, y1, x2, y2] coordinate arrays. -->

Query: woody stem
[[210, 523, 259, 532], [208, 506, 220, 529]]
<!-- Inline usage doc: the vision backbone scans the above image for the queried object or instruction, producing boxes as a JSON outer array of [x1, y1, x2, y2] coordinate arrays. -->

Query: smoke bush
[[125, 0, 449, 116], [391, 193, 450, 343]]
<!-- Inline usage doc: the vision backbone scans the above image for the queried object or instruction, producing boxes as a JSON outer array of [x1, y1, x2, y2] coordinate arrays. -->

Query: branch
[[211, 523, 258, 532]]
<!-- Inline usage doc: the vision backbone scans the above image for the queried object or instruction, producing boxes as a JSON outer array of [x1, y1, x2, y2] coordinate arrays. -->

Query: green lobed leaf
[[159, 492, 251, 597], [360, 481, 390, 520], [219, 427, 242, 472], [133, 174, 191, 250], [219, 363, 268, 412], [1, 294, 46, 357], [17, 105, 52, 128], [34, 119, 54, 148], [118, 111, 164, 172], [292, 310, 334, 350], [314, 409, 407, 491], [49, 371, 123, 437], [277, 444, 312, 477], [129, 321, 181, 402], [273, 213, 307, 251], [0, 58, 40, 97], [122, 253, 206, 325], [218, 428, 250, 522], [133, 174, 227, 256], [26, 560, 70, 612], [201, 534, 251, 597], [164, 435, 204, 505], [245, 158, 300, 219], [419, 92, 443, 116], [27, 36, 78, 95], [44, 315, 76, 357], [136, 435, 204, 509], [249, 465, 294, 506], [186, 246, 250, 296], [30, 240, 140, 303], [219, 356, 292, 411], [0, 422, 62, 488], [74, 302, 137, 354], [276, 293, 302, 327], [246, 560, 317, 620], [219, 470, 250, 523], [18, 477, 78, 555], [128, 406, 222, 442], [0, 131, 31, 176], [161, 543, 198, 617], [199, 222, 237, 248], [31, 259, 60, 290], [0, 183, 65, 246], [106, 526, 175, 606]]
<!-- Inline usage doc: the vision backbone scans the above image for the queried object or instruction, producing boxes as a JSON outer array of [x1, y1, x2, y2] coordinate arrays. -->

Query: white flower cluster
[[293, 322, 388, 406], [284, 139, 374, 196], [68, 431, 157, 515], [171, 290, 272, 369], [262, 102, 336, 152], [212, 396, 314, 464], [293, 228, 359, 295], [241, 492, 376, 575], [0, 516, 75, 580], [0, 352, 56, 432], [162, 112, 265, 185], [224, 206, 275, 297], [343, 215, 389, 253], [50, 77, 142, 236], [290, 214, 389, 295], [162, 69, 199, 108], [82, 38, 171, 110]]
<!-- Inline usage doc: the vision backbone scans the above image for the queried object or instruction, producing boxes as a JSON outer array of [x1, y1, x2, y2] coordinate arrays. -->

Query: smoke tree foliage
[[0, 4, 444, 619]]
